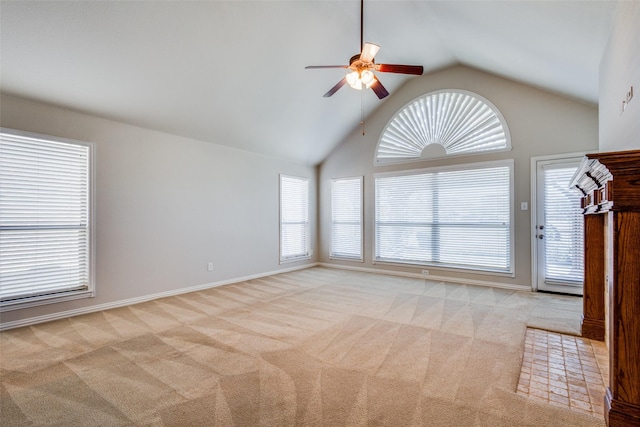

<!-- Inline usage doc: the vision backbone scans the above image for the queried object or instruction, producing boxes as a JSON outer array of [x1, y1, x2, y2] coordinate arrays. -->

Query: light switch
[[521, 202, 528, 211]]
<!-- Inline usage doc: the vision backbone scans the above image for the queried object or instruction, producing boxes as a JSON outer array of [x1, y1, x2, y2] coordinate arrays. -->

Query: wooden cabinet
[[571, 149, 640, 427]]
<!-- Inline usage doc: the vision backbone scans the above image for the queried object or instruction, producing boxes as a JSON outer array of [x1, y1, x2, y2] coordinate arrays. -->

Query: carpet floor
[[0, 267, 605, 426]]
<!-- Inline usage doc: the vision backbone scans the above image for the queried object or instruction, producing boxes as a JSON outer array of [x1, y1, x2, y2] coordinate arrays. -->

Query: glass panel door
[[535, 158, 584, 295]]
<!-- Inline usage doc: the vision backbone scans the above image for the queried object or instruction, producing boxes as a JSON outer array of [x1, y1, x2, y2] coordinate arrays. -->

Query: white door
[[534, 158, 584, 295]]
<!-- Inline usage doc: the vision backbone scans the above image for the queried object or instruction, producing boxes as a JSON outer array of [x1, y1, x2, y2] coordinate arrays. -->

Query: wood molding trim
[[581, 213, 606, 340], [581, 315, 605, 341], [605, 388, 640, 427]]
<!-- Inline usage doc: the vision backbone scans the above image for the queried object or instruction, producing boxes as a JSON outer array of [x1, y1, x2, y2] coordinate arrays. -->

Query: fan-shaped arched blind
[[375, 90, 511, 165]]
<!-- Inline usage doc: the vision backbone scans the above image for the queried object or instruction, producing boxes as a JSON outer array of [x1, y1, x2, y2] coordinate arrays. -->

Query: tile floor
[[517, 328, 609, 416]]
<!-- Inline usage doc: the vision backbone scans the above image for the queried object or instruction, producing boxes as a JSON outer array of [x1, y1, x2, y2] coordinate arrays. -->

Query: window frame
[[0, 128, 96, 312], [279, 174, 311, 263], [373, 159, 514, 276], [330, 176, 364, 261]]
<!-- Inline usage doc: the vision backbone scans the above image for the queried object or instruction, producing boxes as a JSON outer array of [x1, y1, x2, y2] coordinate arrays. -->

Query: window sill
[[372, 259, 515, 278], [329, 255, 364, 262], [280, 255, 312, 264], [0, 289, 95, 313]]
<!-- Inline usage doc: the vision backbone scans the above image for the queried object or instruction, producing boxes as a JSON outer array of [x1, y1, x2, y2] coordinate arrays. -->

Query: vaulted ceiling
[[0, 1, 618, 165]]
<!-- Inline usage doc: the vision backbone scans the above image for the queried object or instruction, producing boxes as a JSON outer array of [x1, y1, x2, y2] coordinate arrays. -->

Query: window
[[279, 175, 310, 262], [374, 160, 513, 273], [331, 177, 363, 260], [0, 128, 94, 310], [375, 90, 511, 165]]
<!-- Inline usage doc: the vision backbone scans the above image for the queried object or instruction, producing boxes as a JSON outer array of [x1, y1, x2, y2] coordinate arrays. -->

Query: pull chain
[[361, 89, 366, 135]]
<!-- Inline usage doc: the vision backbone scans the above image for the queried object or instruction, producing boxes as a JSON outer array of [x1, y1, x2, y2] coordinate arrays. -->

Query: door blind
[[0, 130, 91, 304], [543, 165, 584, 284]]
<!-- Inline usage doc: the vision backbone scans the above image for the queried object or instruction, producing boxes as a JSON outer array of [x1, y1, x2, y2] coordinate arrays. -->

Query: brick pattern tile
[[517, 328, 608, 416]]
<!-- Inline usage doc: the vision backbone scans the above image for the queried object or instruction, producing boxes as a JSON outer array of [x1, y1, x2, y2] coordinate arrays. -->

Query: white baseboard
[[317, 262, 529, 291], [0, 263, 318, 331]]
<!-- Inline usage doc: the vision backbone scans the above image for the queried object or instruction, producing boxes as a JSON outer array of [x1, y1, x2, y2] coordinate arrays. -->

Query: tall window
[[279, 175, 310, 262], [331, 177, 363, 260], [0, 128, 94, 310], [374, 160, 513, 273]]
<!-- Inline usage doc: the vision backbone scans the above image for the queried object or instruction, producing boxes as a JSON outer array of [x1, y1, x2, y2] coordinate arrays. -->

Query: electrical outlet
[[421, 269, 430, 276], [207, 262, 213, 272]]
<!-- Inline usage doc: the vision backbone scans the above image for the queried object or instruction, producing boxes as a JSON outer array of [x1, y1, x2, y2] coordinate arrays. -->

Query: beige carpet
[[0, 267, 604, 426]]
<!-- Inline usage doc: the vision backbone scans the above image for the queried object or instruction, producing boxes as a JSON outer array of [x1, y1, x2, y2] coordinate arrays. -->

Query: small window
[[375, 90, 511, 165], [374, 160, 513, 273], [331, 177, 363, 261], [0, 128, 94, 310], [279, 175, 310, 262]]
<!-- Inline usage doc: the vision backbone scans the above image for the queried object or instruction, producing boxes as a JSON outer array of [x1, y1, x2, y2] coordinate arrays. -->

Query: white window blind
[[376, 90, 511, 165], [375, 161, 512, 272], [0, 129, 93, 308], [543, 165, 584, 284], [331, 177, 363, 260], [280, 175, 310, 262]]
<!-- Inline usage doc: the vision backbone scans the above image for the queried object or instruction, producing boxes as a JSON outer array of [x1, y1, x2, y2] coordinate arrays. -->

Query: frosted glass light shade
[[346, 71, 362, 90], [360, 43, 380, 63], [361, 70, 374, 85], [346, 70, 376, 90]]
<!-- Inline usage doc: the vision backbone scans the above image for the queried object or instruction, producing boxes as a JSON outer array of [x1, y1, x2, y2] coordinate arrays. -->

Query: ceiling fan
[[305, 0, 424, 99]]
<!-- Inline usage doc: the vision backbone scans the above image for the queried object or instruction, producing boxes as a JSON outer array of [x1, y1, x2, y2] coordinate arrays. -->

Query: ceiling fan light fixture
[[346, 71, 363, 89], [305, 0, 423, 99], [359, 43, 380, 63], [361, 70, 374, 85], [346, 69, 376, 90]]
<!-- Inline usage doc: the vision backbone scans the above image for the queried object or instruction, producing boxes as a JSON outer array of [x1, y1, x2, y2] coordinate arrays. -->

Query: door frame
[[530, 152, 587, 292]]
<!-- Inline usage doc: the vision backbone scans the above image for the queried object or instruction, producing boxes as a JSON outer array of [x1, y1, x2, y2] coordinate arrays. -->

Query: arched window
[[375, 90, 511, 165]]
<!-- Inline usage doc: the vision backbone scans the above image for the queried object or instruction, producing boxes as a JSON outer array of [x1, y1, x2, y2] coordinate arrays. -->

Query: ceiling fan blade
[[376, 64, 424, 75], [359, 42, 380, 63], [305, 65, 349, 69], [323, 77, 347, 97], [370, 77, 389, 99]]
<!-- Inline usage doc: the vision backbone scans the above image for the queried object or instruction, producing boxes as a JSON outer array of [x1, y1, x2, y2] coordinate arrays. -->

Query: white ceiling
[[0, 1, 618, 165]]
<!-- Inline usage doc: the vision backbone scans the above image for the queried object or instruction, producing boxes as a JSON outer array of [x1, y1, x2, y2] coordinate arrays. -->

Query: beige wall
[[0, 94, 317, 328], [318, 65, 598, 289], [599, 1, 640, 152]]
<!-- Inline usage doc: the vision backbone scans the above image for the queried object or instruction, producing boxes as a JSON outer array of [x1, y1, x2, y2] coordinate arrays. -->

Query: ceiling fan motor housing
[[349, 54, 374, 68]]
